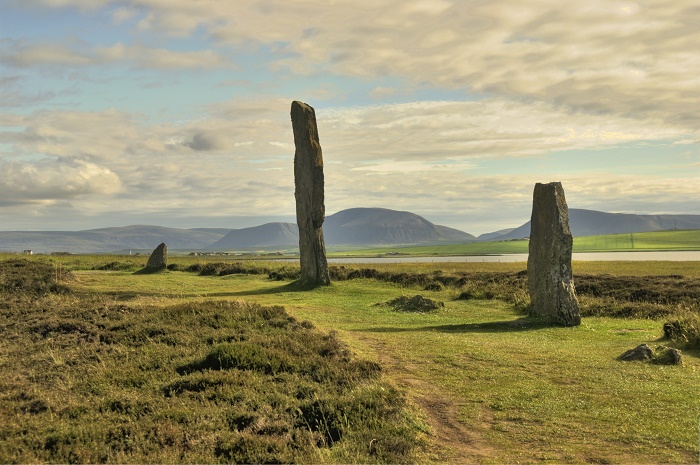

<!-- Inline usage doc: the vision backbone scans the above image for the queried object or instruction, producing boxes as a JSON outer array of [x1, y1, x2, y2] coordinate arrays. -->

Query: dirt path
[[356, 334, 495, 463]]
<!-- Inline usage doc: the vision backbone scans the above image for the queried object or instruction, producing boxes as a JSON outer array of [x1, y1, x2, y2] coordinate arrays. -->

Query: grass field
[[1, 255, 699, 463], [342, 229, 700, 256]]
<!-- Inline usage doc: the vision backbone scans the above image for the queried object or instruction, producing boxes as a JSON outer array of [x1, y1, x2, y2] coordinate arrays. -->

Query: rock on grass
[[618, 344, 682, 365]]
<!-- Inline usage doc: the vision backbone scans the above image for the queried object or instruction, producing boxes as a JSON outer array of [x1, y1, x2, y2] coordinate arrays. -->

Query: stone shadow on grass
[[361, 317, 552, 334], [208, 280, 321, 297], [133, 266, 166, 275], [93, 281, 317, 300]]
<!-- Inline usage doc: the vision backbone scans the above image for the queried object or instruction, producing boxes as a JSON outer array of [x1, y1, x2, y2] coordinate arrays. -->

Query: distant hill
[[208, 223, 299, 249], [486, 209, 700, 241], [0, 208, 475, 253], [208, 208, 476, 249], [477, 228, 516, 241], [0, 225, 230, 254], [434, 224, 477, 242], [3, 207, 698, 253], [190, 228, 236, 235], [324, 208, 475, 245]]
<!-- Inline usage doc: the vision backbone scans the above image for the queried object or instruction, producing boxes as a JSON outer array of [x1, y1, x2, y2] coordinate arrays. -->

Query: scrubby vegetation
[[1, 254, 699, 463], [0, 260, 425, 463], [664, 313, 700, 349], [0, 258, 71, 295]]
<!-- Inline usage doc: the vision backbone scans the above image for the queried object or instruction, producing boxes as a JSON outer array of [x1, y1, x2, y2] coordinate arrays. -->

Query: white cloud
[[97, 43, 229, 69], [0, 39, 229, 70], [2, 109, 147, 160], [9, 1, 699, 132], [318, 99, 687, 164], [0, 40, 92, 67], [352, 160, 475, 173], [41, 0, 691, 131], [1, 96, 697, 233], [0, 158, 122, 204]]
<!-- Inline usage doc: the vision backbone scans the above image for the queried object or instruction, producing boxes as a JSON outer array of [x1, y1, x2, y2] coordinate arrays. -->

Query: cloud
[[352, 160, 476, 173], [318, 99, 687, 165], [324, 170, 700, 234], [0, 39, 229, 70], [1, 109, 147, 160], [183, 132, 229, 151], [0, 40, 92, 67], [21, 0, 689, 130], [0, 74, 56, 107], [1, 97, 697, 233], [97, 43, 229, 69], [0, 158, 122, 204], [34, 0, 109, 9], [11, 1, 700, 130]]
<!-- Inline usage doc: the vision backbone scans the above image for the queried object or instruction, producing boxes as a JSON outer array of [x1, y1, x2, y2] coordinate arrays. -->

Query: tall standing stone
[[146, 242, 168, 270], [290, 101, 330, 286], [527, 182, 581, 326]]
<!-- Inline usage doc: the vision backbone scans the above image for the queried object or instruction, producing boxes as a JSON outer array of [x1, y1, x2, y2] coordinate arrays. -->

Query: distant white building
[[22, 250, 33, 255]]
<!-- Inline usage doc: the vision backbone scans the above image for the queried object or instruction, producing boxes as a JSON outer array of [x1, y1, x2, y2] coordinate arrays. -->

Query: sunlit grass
[[339, 229, 700, 256], [2, 255, 699, 463], [66, 265, 700, 463]]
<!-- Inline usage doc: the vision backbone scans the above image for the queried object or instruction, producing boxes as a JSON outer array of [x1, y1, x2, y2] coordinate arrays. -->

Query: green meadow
[[1, 254, 699, 463], [342, 229, 700, 256]]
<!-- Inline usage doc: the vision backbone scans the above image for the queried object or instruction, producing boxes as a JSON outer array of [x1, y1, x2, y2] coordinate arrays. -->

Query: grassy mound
[[383, 295, 444, 312]]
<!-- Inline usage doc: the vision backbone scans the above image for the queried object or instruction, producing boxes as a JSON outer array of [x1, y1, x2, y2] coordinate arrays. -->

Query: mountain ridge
[[486, 209, 700, 241], [1, 207, 699, 253], [207, 208, 476, 250]]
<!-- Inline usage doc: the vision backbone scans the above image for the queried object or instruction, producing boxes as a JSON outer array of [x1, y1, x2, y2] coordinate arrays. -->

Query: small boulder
[[618, 344, 653, 361], [618, 344, 683, 365], [651, 346, 683, 365]]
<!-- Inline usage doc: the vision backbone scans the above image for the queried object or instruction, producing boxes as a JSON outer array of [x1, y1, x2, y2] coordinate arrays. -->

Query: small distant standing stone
[[290, 100, 330, 286], [146, 242, 168, 270], [527, 182, 581, 326]]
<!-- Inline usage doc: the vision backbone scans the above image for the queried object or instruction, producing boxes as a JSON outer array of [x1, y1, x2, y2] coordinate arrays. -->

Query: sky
[[0, 0, 698, 236]]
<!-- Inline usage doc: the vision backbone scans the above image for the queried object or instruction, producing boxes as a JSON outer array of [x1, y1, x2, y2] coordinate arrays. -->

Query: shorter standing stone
[[527, 182, 581, 326], [146, 243, 167, 270]]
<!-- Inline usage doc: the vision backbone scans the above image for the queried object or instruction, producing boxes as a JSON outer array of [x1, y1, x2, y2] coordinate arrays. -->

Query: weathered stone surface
[[146, 242, 167, 269], [290, 101, 330, 286], [618, 344, 653, 361], [618, 344, 683, 365], [652, 346, 683, 365], [527, 182, 581, 326]]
